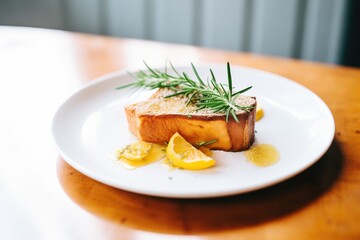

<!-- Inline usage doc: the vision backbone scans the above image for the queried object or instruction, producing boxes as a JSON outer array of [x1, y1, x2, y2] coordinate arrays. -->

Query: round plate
[[52, 63, 335, 198]]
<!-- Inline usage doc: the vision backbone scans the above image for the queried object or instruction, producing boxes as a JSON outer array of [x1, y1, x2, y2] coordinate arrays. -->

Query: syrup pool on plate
[[116, 142, 166, 169], [244, 144, 280, 167]]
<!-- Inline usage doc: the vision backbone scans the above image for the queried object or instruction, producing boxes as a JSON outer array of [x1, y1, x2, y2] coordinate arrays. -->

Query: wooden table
[[1, 26, 359, 240]]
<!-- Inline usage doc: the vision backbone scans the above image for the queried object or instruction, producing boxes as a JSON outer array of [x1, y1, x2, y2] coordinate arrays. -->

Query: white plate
[[52, 63, 335, 198]]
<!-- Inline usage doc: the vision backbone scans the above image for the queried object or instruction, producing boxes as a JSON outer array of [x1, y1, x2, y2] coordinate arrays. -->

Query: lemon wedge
[[119, 141, 152, 161], [166, 132, 215, 170], [197, 146, 213, 157], [256, 104, 264, 121]]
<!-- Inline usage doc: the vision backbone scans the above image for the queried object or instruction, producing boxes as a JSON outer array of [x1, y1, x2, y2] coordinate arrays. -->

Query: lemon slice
[[119, 141, 152, 161], [117, 143, 166, 169], [256, 104, 264, 121], [198, 146, 213, 157], [166, 132, 215, 170]]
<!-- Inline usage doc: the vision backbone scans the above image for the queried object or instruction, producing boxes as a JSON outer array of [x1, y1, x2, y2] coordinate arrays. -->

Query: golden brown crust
[[124, 97, 256, 151], [137, 115, 232, 150], [226, 108, 256, 151]]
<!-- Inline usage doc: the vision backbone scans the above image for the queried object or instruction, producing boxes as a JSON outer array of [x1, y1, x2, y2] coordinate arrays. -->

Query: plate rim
[[52, 63, 335, 198]]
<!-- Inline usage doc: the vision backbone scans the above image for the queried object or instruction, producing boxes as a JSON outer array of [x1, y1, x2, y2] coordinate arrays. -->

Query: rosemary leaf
[[116, 61, 253, 122], [191, 63, 206, 86], [196, 139, 218, 147]]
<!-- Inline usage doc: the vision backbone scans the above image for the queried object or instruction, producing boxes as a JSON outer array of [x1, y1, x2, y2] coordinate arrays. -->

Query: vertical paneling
[[63, 0, 102, 34], [250, 0, 301, 57], [302, 0, 348, 63], [200, 0, 249, 51], [301, 0, 318, 61], [328, 0, 348, 63], [0, 0, 64, 29], [152, 0, 195, 44], [302, 0, 332, 62], [105, 0, 147, 39], [0, 0, 351, 65]]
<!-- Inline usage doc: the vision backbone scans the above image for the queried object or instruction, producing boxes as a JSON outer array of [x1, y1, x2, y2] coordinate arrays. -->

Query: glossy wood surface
[[1, 26, 360, 240]]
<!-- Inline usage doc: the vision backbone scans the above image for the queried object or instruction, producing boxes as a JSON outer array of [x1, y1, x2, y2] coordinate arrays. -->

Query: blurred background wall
[[0, 0, 359, 67]]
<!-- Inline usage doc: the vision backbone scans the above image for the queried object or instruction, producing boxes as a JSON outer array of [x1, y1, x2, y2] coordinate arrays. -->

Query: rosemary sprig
[[195, 139, 218, 147], [116, 61, 253, 122]]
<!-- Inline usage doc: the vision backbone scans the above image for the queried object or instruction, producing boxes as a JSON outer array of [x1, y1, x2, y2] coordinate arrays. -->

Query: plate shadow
[[57, 140, 343, 234]]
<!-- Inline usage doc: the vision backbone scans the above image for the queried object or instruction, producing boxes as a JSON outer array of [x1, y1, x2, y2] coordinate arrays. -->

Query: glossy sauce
[[117, 144, 166, 169], [244, 144, 279, 167], [256, 104, 264, 121], [116, 141, 215, 170]]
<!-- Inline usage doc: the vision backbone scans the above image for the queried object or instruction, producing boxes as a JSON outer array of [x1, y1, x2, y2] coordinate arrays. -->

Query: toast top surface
[[126, 88, 256, 116]]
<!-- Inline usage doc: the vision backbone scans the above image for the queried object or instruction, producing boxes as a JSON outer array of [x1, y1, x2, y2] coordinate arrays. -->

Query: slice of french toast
[[125, 88, 256, 151]]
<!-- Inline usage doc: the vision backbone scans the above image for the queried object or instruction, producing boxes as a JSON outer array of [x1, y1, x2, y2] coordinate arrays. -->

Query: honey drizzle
[[244, 144, 279, 167], [117, 144, 166, 169]]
